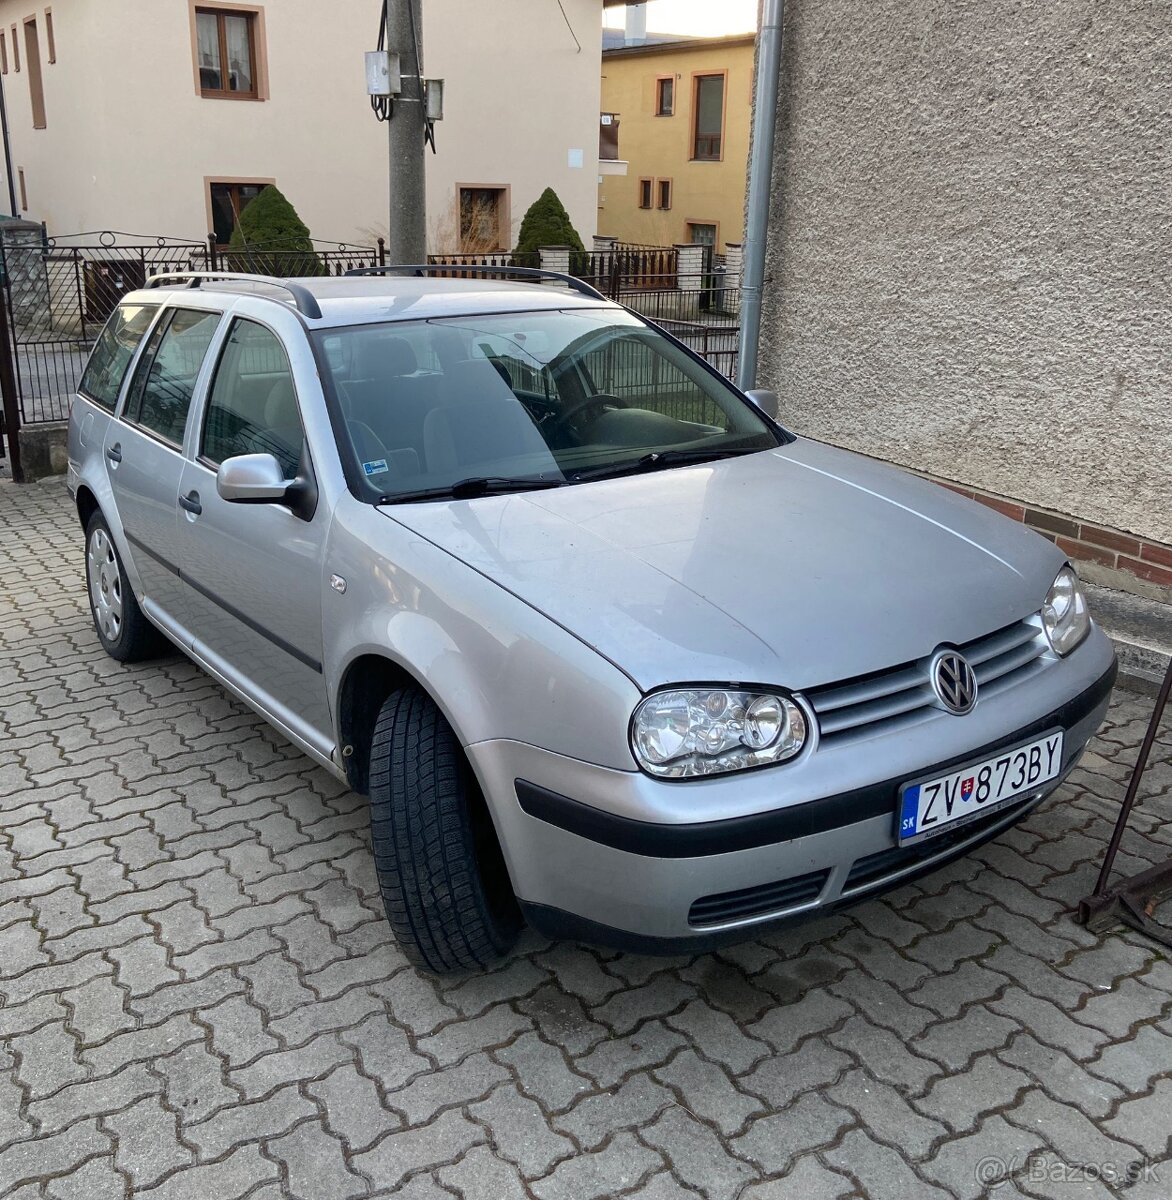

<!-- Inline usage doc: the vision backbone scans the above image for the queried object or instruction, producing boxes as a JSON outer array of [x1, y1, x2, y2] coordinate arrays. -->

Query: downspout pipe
[[736, 0, 784, 391]]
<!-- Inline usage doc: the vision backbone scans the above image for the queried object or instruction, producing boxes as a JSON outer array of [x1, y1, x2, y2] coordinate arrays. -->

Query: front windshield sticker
[[362, 459, 389, 477]]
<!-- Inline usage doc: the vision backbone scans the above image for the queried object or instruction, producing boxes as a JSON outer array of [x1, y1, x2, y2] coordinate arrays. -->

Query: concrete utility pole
[[387, 0, 427, 263]]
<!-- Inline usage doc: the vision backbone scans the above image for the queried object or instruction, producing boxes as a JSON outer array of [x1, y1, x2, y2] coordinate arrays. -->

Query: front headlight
[[1042, 566, 1091, 656], [631, 687, 807, 778]]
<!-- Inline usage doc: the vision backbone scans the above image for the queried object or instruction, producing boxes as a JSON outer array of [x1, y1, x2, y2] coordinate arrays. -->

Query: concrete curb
[[1086, 583, 1172, 698]]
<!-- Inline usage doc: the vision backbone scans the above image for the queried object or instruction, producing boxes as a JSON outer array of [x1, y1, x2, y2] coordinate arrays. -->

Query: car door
[[175, 314, 332, 751], [105, 305, 222, 639]]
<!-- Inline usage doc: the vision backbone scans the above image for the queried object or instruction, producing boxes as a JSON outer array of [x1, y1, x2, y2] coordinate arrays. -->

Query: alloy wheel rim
[[87, 528, 123, 643]]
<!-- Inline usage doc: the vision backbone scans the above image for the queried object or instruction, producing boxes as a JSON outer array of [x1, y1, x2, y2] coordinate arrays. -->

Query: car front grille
[[804, 617, 1050, 745], [688, 868, 830, 928]]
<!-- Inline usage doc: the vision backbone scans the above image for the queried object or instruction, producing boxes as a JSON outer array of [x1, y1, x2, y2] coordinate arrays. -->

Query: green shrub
[[225, 185, 324, 276], [513, 188, 586, 269]]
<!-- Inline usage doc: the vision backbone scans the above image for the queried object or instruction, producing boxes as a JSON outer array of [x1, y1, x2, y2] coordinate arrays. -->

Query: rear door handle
[[106, 443, 122, 463], [178, 491, 202, 516]]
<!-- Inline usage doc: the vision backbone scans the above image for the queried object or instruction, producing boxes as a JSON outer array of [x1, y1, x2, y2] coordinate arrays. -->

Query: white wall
[[0, 0, 602, 250]]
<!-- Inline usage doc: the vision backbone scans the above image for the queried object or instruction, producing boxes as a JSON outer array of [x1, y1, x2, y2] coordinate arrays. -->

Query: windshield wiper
[[378, 476, 566, 504], [570, 447, 758, 483]]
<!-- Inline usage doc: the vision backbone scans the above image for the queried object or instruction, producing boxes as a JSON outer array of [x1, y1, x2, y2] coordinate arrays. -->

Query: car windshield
[[312, 307, 780, 502]]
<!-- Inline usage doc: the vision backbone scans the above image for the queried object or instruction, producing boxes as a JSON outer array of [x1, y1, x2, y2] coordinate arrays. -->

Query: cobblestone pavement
[[2, 476, 1172, 1200]]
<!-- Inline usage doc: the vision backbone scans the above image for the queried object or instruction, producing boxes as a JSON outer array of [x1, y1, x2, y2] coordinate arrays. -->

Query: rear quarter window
[[78, 304, 159, 412]]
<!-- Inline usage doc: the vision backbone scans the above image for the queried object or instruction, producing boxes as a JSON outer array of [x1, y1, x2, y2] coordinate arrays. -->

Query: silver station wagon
[[68, 268, 1117, 973]]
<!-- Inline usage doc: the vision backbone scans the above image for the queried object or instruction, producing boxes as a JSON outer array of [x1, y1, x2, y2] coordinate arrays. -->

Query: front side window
[[124, 308, 221, 445], [313, 308, 779, 502], [79, 304, 158, 412], [693, 74, 724, 160], [196, 7, 257, 98], [202, 318, 304, 478]]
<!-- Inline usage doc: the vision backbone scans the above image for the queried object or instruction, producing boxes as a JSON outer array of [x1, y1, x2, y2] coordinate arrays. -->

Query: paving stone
[[10, 1021, 86, 1098], [654, 1048, 766, 1136], [731, 1091, 854, 1175], [351, 1109, 487, 1192], [309, 1063, 400, 1151], [468, 1083, 575, 1175], [573, 1020, 688, 1091], [269, 1121, 366, 1200], [827, 1015, 940, 1091], [738, 1155, 856, 1199], [551, 1072, 673, 1150], [494, 1031, 594, 1110], [998, 1034, 1123, 1118], [619, 1169, 704, 1198], [1104, 1078, 1172, 1159], [0, 1120, 111, 1195], [828, 1067, 948, 1159], [44, 1156, 128, 1200], [989, 987, 1110, 1060], [384, 1051, 508, 1125], [914, 1054, 1033, 1134], [911, 1007, 1020, 1072], [133, 1144, 279, 1199], [823, 1128, 944, 1200], [739, 1040, 853, 1110], [228, 1033, 353, 1101], [184, 1086, 317, 1159], [106, 1094, 193, 1188], [530, 1129, 663, 1200], [664, 999, 771, 1074], [920, 1114, 1047, 1200], [28, 1062, 159, 1134], [340, 1014, 431, 1093]]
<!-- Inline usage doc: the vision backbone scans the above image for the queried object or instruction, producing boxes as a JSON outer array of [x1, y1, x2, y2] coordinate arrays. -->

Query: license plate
[[897, 730, 1064, 845]]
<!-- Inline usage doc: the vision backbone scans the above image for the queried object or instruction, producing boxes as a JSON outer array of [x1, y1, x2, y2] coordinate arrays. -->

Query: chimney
[[625, 3, 647, 45]]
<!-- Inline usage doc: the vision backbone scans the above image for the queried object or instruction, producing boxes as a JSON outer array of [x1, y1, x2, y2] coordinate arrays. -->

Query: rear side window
[[201, 318, 304, 478], [123, 308, 221, 446], [78, 304, 158, 411]]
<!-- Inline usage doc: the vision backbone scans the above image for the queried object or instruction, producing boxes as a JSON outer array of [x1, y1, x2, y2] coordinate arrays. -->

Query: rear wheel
[[84, 512, 166, 662], [368, 685, 522, 973]]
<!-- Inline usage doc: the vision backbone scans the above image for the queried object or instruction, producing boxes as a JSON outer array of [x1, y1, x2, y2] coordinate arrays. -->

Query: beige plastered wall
[[598, 37, 754, 246], [757, 0, 1171, 545], [0, 0, 602, 250]]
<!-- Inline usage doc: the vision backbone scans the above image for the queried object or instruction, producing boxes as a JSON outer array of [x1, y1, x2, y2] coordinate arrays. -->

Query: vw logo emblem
[[931, 650, 978, 715]]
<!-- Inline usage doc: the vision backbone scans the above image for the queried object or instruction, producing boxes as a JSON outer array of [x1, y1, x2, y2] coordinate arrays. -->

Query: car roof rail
[[144, 271, 324, 320], [344, 263, 608, 302]]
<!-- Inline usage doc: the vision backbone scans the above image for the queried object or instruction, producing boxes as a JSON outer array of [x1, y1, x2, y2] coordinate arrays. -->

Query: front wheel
[[84, 512, 166, 662], [368, 686, 522, 973]]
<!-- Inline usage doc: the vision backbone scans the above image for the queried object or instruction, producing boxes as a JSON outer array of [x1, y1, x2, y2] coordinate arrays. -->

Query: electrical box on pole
[[365, 50, 401, 97]]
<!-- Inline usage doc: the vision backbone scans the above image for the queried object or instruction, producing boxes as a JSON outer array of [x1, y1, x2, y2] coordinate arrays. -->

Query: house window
[[599, 113, 619, 161], [209, 180, 266, 246], [10, 25, 18, 71], [1, 32, 7, 75], [196, 7, 257, 98], [44, 10, 54, 64], [24, 19, 46, 129], [458, 186, 507, 252], [657, 179, 672, 210], [638, 178, 653, 209], [655, 76, 674, 116], [687, 222, 718, 246], [692, 74, 724, 160], [18, 168, 27, 211]]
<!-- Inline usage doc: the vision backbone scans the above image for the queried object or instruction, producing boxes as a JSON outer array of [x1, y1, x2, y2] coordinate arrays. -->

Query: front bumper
[[469, 626, 1117, 951]]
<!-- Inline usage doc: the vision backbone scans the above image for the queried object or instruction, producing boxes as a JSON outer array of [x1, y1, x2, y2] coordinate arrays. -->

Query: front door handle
[[106, 443, 122, 463], [178, 490, 202, 516]]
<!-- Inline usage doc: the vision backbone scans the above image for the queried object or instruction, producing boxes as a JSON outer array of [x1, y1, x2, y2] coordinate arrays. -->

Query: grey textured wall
[[758, 0, 1171, 544]]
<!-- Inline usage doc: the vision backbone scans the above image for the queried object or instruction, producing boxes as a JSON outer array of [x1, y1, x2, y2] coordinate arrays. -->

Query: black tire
[[84, 512, 167, 663], [369, 685, 522, 973]]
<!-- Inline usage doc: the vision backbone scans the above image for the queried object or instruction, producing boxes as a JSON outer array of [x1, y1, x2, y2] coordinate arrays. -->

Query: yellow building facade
[[599, 35, 754, 250]]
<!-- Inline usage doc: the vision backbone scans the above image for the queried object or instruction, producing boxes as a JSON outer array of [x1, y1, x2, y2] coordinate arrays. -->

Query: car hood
[[380, 438, 1064, 691]]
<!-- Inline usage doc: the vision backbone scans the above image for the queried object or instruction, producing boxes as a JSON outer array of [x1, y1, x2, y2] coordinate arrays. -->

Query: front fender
[[323, 498, 641, 771]]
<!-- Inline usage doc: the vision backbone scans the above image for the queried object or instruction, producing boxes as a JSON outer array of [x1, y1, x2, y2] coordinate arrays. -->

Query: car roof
[[129, 274, 617, 327]]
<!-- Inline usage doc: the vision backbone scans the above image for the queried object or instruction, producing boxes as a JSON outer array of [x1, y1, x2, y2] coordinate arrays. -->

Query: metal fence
[[0, 231, 385, 426]]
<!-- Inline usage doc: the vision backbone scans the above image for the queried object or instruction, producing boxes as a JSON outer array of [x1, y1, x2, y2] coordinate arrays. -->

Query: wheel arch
[[75, 483, 101, 531]]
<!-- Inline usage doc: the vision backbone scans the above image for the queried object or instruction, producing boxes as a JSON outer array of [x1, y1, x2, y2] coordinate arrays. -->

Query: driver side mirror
[[216, 453, 293, 504], [744, 389, 779, 420]]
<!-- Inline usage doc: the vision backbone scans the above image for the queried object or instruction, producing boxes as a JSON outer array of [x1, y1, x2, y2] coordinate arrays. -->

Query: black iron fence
[[0, 231, 385, 426]]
